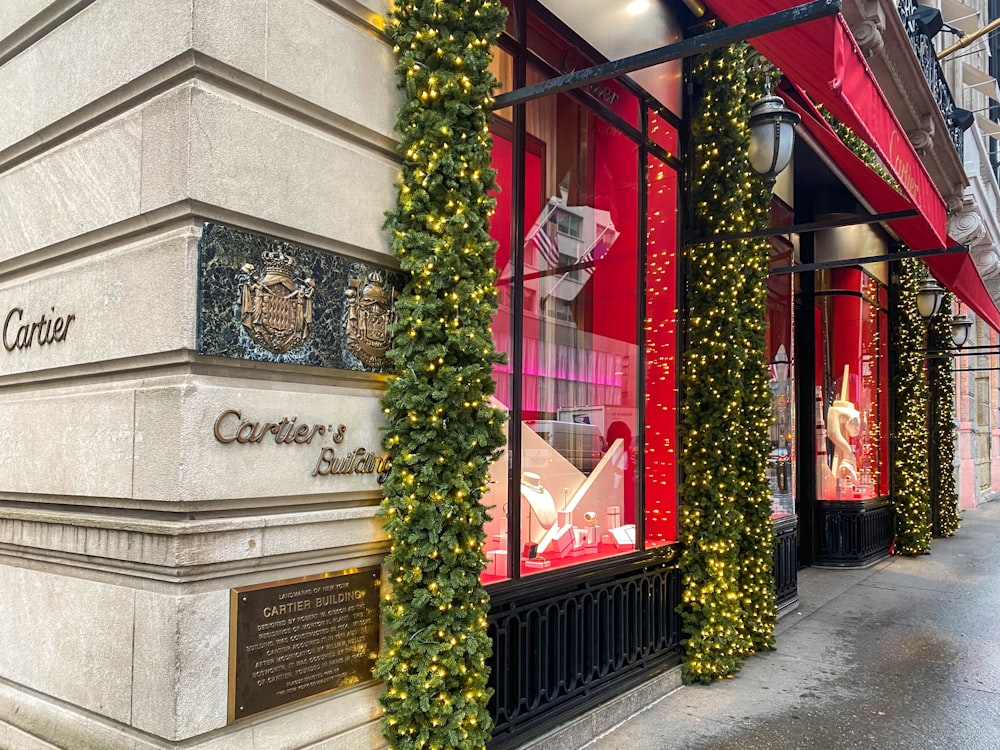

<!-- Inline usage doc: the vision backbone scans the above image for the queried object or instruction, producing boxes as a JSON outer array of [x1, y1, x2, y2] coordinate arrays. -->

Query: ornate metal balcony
[[896, 0, 965, 159]]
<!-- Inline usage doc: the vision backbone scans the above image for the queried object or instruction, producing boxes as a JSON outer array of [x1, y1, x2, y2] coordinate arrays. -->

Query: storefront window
[[767, 203, 795, 518], [481, 8, 679, 584], [526, 16, 640, 127], [815, 268, 889, 501], [648, 109, 678, 160], [535, 0, 683, 114], [517, 83, 640, 576], [644, 155, 677, 547]]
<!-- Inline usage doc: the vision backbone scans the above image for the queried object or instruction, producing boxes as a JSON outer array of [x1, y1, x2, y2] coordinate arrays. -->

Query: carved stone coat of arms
[[345, 271, 397, 368], [238, 250, 315, 354]]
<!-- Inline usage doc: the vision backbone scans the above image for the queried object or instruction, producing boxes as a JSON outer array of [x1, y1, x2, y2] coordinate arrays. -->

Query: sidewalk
[[582, 500, 1000, 750]]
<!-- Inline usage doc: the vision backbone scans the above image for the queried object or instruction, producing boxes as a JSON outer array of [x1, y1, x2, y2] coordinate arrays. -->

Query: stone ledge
[[1, 52, 400, 173], [0, 543, 388, 590], [0, 226, 197, 377], [0, 504, 386, 572], [0, 208, 395, 310], [0, 0, 95, 65], [0, 673, 385, 749], [0, 373, 390, 505], [1, 0, 400, 168], [0, 80, 398, 263]]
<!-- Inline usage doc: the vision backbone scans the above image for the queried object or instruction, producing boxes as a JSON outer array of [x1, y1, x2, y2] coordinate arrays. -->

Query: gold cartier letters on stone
[[3, 306, 75, 352], [239, 250, 315, 354], [212, 410, 390, 483], [345, 271, 396, 368]]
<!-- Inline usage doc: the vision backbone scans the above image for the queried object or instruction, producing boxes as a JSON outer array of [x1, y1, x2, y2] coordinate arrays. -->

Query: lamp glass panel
[[916, 287, 942, 319], [951, 317, 972, 348], [774, 120, 795, 175], [748, 121, 777, 175]]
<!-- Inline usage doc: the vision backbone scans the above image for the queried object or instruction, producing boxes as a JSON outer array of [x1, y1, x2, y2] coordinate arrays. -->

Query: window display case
[[481, 20, 679, 583], [815, 268, 889, 501]]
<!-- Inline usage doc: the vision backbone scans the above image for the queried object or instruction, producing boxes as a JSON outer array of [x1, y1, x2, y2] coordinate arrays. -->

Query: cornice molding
[[842, 0, 969, 206]]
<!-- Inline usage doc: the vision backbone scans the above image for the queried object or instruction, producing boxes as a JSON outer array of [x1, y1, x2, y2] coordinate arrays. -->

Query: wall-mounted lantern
[[916, 275, 945, 320], [747, 61, 800, 189]]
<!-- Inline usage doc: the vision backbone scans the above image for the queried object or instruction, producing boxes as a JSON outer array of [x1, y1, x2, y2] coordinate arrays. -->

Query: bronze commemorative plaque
[[228, 567, 381, 721]]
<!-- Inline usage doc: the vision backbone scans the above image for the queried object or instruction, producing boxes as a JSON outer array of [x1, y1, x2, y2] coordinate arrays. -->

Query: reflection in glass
[[515, 90, 640, 574], [479, 11, 681, 583], [766, 212, 795, 518]]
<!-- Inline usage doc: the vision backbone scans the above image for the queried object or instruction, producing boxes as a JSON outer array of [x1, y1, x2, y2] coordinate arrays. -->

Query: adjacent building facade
[[1, 1, 998, 749]]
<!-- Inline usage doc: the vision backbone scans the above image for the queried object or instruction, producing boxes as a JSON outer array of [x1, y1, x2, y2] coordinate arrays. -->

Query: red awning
[[784, 86, 1000, 330], [701, 0, 946, 242], [700, 0, 1000, 330]]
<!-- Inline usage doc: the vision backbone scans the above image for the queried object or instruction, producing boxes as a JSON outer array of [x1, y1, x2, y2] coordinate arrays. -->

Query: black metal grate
[[816, 498, 894, 565], [486, 554, 682, 749], [773, 516, 799, 609]]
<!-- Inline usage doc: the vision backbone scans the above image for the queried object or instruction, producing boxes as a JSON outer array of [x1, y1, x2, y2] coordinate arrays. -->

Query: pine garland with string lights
[[678, 40, 776, 684], [376, 2, 508, 748], [892, 258, 932, 555], [929, 291, 960, 536]]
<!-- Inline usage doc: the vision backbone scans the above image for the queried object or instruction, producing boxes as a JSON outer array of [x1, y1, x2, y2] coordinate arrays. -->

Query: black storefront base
[[773, 514, 799, 615], [486, 549, 683, 750], [815, 497, 894, 567]]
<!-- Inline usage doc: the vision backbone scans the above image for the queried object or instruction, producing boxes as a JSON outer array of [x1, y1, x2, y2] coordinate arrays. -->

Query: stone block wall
[[0, 1, 399, 747]]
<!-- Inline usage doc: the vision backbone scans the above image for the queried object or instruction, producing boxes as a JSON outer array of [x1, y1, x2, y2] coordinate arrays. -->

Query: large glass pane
[[767, 202, 796, 518], [644, 155, 677, 547], [535, 0, 683, 112], [815, 269, 888, 501], [525, 12, 640, 127], [489, 46, 516, 122], [481, 118, 516, 583], [517, 87, 640, 575], [647, 109, 678, 160]]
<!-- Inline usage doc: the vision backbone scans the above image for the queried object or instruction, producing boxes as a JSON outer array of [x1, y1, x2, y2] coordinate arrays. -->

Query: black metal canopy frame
[[492, 0, 964, 276], [492, 0, 842, 110], [771, 243, 968, 275]]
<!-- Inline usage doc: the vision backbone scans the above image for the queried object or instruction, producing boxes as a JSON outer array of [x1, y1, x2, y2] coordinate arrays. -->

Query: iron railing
[[773, 515, 799, 611], [487, 552, 683, 749], [897, 0, 965, 158], [817, 498, 895, 565]]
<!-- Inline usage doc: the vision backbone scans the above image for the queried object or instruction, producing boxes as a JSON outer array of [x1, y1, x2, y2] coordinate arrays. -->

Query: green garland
[[820, 108, 900, 193], [679, 41, 776, 684], [930, 292, 960, 536], [892, 258, 932, 555], [376, 2, 508, 748]]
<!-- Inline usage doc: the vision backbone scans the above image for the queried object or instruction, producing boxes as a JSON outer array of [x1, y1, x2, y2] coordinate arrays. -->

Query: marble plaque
[[197, 223, 405, 372]]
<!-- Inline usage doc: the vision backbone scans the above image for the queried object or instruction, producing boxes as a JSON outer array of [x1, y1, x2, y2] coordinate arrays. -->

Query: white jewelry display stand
[[534, 439, 628, 556], [520, 471, 557, 533]]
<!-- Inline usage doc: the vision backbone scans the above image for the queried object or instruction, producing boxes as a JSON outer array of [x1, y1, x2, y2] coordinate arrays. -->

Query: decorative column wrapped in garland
[[892, 258, 932, 555], [376, 2, 508, 749], [679, 40, 776, 684], [929, 291, 960, 536]]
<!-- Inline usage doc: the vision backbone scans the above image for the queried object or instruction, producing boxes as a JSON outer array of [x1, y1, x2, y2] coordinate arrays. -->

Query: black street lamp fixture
[[951, 313, 973, 348], [910, 5, 945, 38], [916, 275, 945, 320], [748, 84, 800, 188], [914, 274, 973, 348]]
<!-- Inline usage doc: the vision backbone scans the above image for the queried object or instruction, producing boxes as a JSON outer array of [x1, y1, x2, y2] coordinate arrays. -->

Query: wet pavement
[[584, 500, 1000, 750]]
